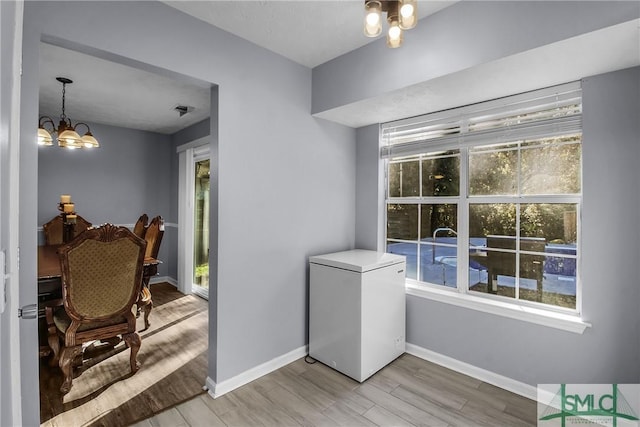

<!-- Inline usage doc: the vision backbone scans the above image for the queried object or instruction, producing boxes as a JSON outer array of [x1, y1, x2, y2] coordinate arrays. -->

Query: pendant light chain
[[60, 81, 67, 121]]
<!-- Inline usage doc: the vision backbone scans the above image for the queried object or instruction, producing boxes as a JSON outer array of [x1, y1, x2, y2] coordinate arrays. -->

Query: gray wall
[[579, 67, 640, 382], [20, 3, 356, 416], [355, 124, 382, 251], [355, 67, 640, 385], [38, 121, 174, 277], [171, 118, 210, 149]]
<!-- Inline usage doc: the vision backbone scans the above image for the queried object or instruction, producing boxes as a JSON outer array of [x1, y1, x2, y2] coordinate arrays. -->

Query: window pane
[[519, 254, 576, 309], [469, 145, 517, 196], [420, 204, 458, 287], [517, 251, 545, 302], [194, 159, 210, 290], [469, 249, 489, 289], [469, 222, 520, 299], [387, 204, 418, 240], [389, 160, 420, 197], [387, 241, 417, 280], [422, 153, 459, 196], [421, 243, 457, 288], [469, 203, 516, 239], [520, 204, 578, 245], [468, 248, 516, 300], [420, 204, 457, 240], [469, 249, 577, 309], [521, 139, 581, 195]]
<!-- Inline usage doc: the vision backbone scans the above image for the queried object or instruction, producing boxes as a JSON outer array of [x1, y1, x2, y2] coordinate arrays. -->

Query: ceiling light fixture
[[38, 77, 100, 149], [364, 0, 417, 48]]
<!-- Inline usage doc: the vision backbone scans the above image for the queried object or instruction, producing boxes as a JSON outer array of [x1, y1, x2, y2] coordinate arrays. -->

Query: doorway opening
[[30, 40, 216, 426]]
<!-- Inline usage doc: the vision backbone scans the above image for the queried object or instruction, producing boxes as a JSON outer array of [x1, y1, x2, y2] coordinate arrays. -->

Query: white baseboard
[[406, 343, 537, 400], [201, 342, 534, 401], [205, 345, 308, 399]]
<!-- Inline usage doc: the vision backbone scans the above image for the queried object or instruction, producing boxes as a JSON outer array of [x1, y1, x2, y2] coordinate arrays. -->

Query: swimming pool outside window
[[382, 82, 582, 313]]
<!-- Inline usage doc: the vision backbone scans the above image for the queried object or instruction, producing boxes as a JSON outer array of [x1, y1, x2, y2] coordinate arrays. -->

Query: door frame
[[4, 1, 26, 425], [177, 137, 210, 298]]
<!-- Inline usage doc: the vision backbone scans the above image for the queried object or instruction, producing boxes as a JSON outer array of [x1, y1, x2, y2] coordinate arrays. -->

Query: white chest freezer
[[309, 249, 406, 382]]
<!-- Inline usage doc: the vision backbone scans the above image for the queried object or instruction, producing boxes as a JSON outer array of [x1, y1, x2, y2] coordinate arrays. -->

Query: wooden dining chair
[[138, 215, 164, 330], [133, 213, 148, 238], [45, 223, 147, 395], [43, 214, 92, 246]]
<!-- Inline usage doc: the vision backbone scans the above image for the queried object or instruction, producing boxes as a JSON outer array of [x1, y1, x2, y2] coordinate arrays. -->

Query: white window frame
[[381, 82, 590, 334]]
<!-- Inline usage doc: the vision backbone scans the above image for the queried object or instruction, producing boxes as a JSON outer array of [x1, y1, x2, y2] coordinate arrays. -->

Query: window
[[382, 83, 582, 313]]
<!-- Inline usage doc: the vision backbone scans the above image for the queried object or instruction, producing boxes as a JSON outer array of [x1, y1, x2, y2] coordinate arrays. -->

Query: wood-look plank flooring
[[133, 353, 536, 427], [39, 283, 208, 427], [40, 282, 536, 426]]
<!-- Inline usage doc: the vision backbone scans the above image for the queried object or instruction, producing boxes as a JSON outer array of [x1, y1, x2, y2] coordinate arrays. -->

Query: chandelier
[[364, 0, 417, 48], [38, 77, 100, 149]]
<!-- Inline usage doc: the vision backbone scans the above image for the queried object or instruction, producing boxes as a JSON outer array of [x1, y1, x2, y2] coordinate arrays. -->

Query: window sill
[[405, 282, 591, 334]]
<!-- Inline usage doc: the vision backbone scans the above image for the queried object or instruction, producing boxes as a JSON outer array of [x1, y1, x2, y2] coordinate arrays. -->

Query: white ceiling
[[38, 1, 639, 135], [162, 1, 455, 68], [38, 1, 454, 135], [39, 43, 212, 135]]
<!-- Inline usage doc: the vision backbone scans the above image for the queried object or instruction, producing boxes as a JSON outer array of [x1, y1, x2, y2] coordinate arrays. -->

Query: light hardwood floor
[[132, 353, 536, 427], [40, 283, 208, 426]]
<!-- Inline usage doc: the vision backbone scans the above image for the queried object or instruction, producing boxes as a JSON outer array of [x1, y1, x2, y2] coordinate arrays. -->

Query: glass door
[[178, 141, 210, 299], [192, 157, 210, 298]]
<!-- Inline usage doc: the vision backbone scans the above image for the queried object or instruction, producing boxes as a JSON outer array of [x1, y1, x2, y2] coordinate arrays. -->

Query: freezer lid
[[309, 249, 405, 273]]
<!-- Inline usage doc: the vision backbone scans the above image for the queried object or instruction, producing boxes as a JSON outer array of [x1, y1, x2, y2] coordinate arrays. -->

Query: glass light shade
[[37, 127, 53, 146], [364, 1, 382, 37], [64, 141, 82, 149], [81, 132, 99, 148], [399, 0, 417, 30], [57, 128, 83, 149], [387, 20, 404, 48]]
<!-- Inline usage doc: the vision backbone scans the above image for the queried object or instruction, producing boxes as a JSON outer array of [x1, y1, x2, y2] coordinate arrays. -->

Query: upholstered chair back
[[43, 215, 92, 246]]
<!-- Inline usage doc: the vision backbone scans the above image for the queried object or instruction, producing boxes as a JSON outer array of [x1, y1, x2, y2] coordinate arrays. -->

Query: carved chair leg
[[47, 327, 61, 367], [45, 306, 61, 367], [138, 283, 152, 329], [123, 332, 141, 374], [59, 345, 82, 395], [143, 299, 153, 330]]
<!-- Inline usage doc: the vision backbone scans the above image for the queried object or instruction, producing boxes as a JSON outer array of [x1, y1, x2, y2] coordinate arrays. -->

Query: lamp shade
[[38, 127, 54, 146], [57, 128, 83, 148], [387, 19, 403, 48], [81, 131, 100, 148], [364, 1, 382, 37], [399, 0, 417, 30]]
